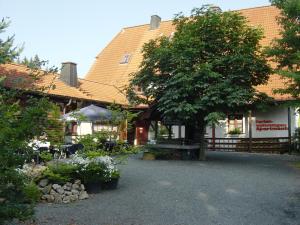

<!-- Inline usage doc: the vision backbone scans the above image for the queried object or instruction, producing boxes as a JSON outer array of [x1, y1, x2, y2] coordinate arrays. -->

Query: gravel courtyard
[[35, 152, 300, 225]]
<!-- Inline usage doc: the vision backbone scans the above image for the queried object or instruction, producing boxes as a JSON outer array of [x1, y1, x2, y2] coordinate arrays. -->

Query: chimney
[[150, 15, 161, 30], [60, 62, 78, 87]]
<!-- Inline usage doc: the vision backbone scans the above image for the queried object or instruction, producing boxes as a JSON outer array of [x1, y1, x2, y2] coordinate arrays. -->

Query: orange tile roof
[[81, 5, 290, 103], [0, 63, 92, 101]]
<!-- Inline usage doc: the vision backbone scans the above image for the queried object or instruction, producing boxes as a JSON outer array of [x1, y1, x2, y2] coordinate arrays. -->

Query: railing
[[206, 137, 290, 153]]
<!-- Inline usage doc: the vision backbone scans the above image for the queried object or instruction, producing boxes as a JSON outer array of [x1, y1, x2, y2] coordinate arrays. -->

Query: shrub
[[23, 182, 41, 203], [39, 152, 52, 162], [41, 163, 79, 184], [68, 155, 119, 184], [85, 150, 107, 159], [77, 134, 101, 152]]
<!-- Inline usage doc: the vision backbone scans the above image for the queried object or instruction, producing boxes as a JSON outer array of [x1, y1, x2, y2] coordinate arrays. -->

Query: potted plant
[[68, 155, 120, 193]]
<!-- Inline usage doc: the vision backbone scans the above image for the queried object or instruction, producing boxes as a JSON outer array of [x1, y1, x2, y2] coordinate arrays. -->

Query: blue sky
[[1, 0, 270, 77]]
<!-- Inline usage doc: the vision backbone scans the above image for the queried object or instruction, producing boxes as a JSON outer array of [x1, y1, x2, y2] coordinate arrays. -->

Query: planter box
[[101, 178, 119, 190], [85, 178, 119, 193], [85, 181, 102, 194]]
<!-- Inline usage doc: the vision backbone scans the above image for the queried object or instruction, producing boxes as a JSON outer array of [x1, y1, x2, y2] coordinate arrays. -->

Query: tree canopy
[[127, 6, 271, 125], [266, 0, 300, 98], [0, 19, 63, 224]]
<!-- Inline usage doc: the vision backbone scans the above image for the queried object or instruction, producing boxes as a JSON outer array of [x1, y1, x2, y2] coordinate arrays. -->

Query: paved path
[[35, 152, 300, 225]]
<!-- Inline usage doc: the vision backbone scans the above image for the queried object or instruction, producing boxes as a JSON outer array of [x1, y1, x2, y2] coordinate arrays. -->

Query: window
[[120, 54, 131, 64], [228, 114, 243, 133]]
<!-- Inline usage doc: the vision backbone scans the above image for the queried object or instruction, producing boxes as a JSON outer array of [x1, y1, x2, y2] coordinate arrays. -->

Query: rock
[[70, 194, 78, 202], [74, 179, 81, 185], [57, 187, 65, 195], [50, 189, 57, 195], [41, 195, 47, 200], [41, 184, 52, 194], [80, 184, 85, 191], [63, 196, 71, 203], [38, 179, 49, 187], [54, 195, 62, 203], [79, 191, 89, 200], [52, 184, 61, 190], [44, 194, 54, 203], [72, 183, 80, 190], [71, 189, 79, 195], [65, 191, 72, 196]]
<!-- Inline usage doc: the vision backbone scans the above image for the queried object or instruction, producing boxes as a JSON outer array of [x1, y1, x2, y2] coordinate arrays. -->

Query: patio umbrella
[[63, 104, 112, 122]]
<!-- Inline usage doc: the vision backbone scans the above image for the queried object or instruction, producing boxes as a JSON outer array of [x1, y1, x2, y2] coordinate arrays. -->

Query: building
[[1, 5, 297, 149], [77, 5, 298, 148]]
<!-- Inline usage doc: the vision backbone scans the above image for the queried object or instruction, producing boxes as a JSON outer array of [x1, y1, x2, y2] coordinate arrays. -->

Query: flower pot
[[101, 178, 119, 190], [85, 181, 102, 193]]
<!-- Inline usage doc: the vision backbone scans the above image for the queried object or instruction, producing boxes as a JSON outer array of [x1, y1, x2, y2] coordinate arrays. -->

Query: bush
[[68, 155, 119, 184], [23, 182, 41, 203], [39, 152, 52, 162], [85, 150, 107, 159], [40, 163, 79, 184]]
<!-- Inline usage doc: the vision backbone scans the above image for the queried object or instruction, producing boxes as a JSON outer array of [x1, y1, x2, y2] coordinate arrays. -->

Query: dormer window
[[120, 54, 131, 64]]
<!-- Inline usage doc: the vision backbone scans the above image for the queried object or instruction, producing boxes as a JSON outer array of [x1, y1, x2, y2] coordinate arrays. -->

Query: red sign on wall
[[256, 120, 288, 131]]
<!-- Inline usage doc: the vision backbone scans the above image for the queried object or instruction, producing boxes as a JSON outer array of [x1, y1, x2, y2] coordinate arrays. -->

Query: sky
[[1, 0, 270, 77]]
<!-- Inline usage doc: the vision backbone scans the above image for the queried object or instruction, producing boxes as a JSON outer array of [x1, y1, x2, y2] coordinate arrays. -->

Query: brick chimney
[[60, 62, 78, 87], [150, 15, 161, 30]]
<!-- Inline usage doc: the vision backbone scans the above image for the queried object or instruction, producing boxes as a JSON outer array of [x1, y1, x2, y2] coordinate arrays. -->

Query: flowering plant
[[68, 155, 120, 183]]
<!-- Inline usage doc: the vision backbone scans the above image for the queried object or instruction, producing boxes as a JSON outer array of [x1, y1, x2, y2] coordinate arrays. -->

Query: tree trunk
[[186, 119, 206, 161], [197, 118, 206, 161], [198, 125, 206, 161]]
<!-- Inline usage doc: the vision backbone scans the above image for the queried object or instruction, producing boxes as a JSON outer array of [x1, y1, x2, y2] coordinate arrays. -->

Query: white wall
[[205, 106, 297, 138], [77, 122, 93, 135]]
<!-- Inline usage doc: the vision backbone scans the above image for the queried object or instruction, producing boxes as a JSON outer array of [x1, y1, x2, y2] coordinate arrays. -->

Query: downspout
[[63, 99, 73, 115]]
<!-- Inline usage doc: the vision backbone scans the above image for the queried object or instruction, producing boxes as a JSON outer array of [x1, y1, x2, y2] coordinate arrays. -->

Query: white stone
[[54, 195, 62, 203], [72, 183, 80, 190], [70, 194, 78, 202], [71, 189, 79, 195], [74, 179, 81, 185], [50, 189, 57, 195], [57, 187, 65, 195], [79, 191, 89, 200], [65, 191, 72, 196], [41, 184, 52, 194], [63, 196, 71, 203], [38, 179, 49, 187], [52, 184, 61, 190]]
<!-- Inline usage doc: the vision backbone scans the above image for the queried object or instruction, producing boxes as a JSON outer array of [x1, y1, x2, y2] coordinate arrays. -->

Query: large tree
[[127, 5, 271, 160], [0, 19, 62, 224], [266, 0, 300, 98]]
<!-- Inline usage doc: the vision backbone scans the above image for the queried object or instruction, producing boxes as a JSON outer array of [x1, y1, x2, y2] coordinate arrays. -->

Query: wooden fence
[[206, 137, 290, 153]]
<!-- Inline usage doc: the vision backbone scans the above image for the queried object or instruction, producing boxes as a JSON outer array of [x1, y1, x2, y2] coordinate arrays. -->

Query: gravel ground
[[35, 152, 300, 225]]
